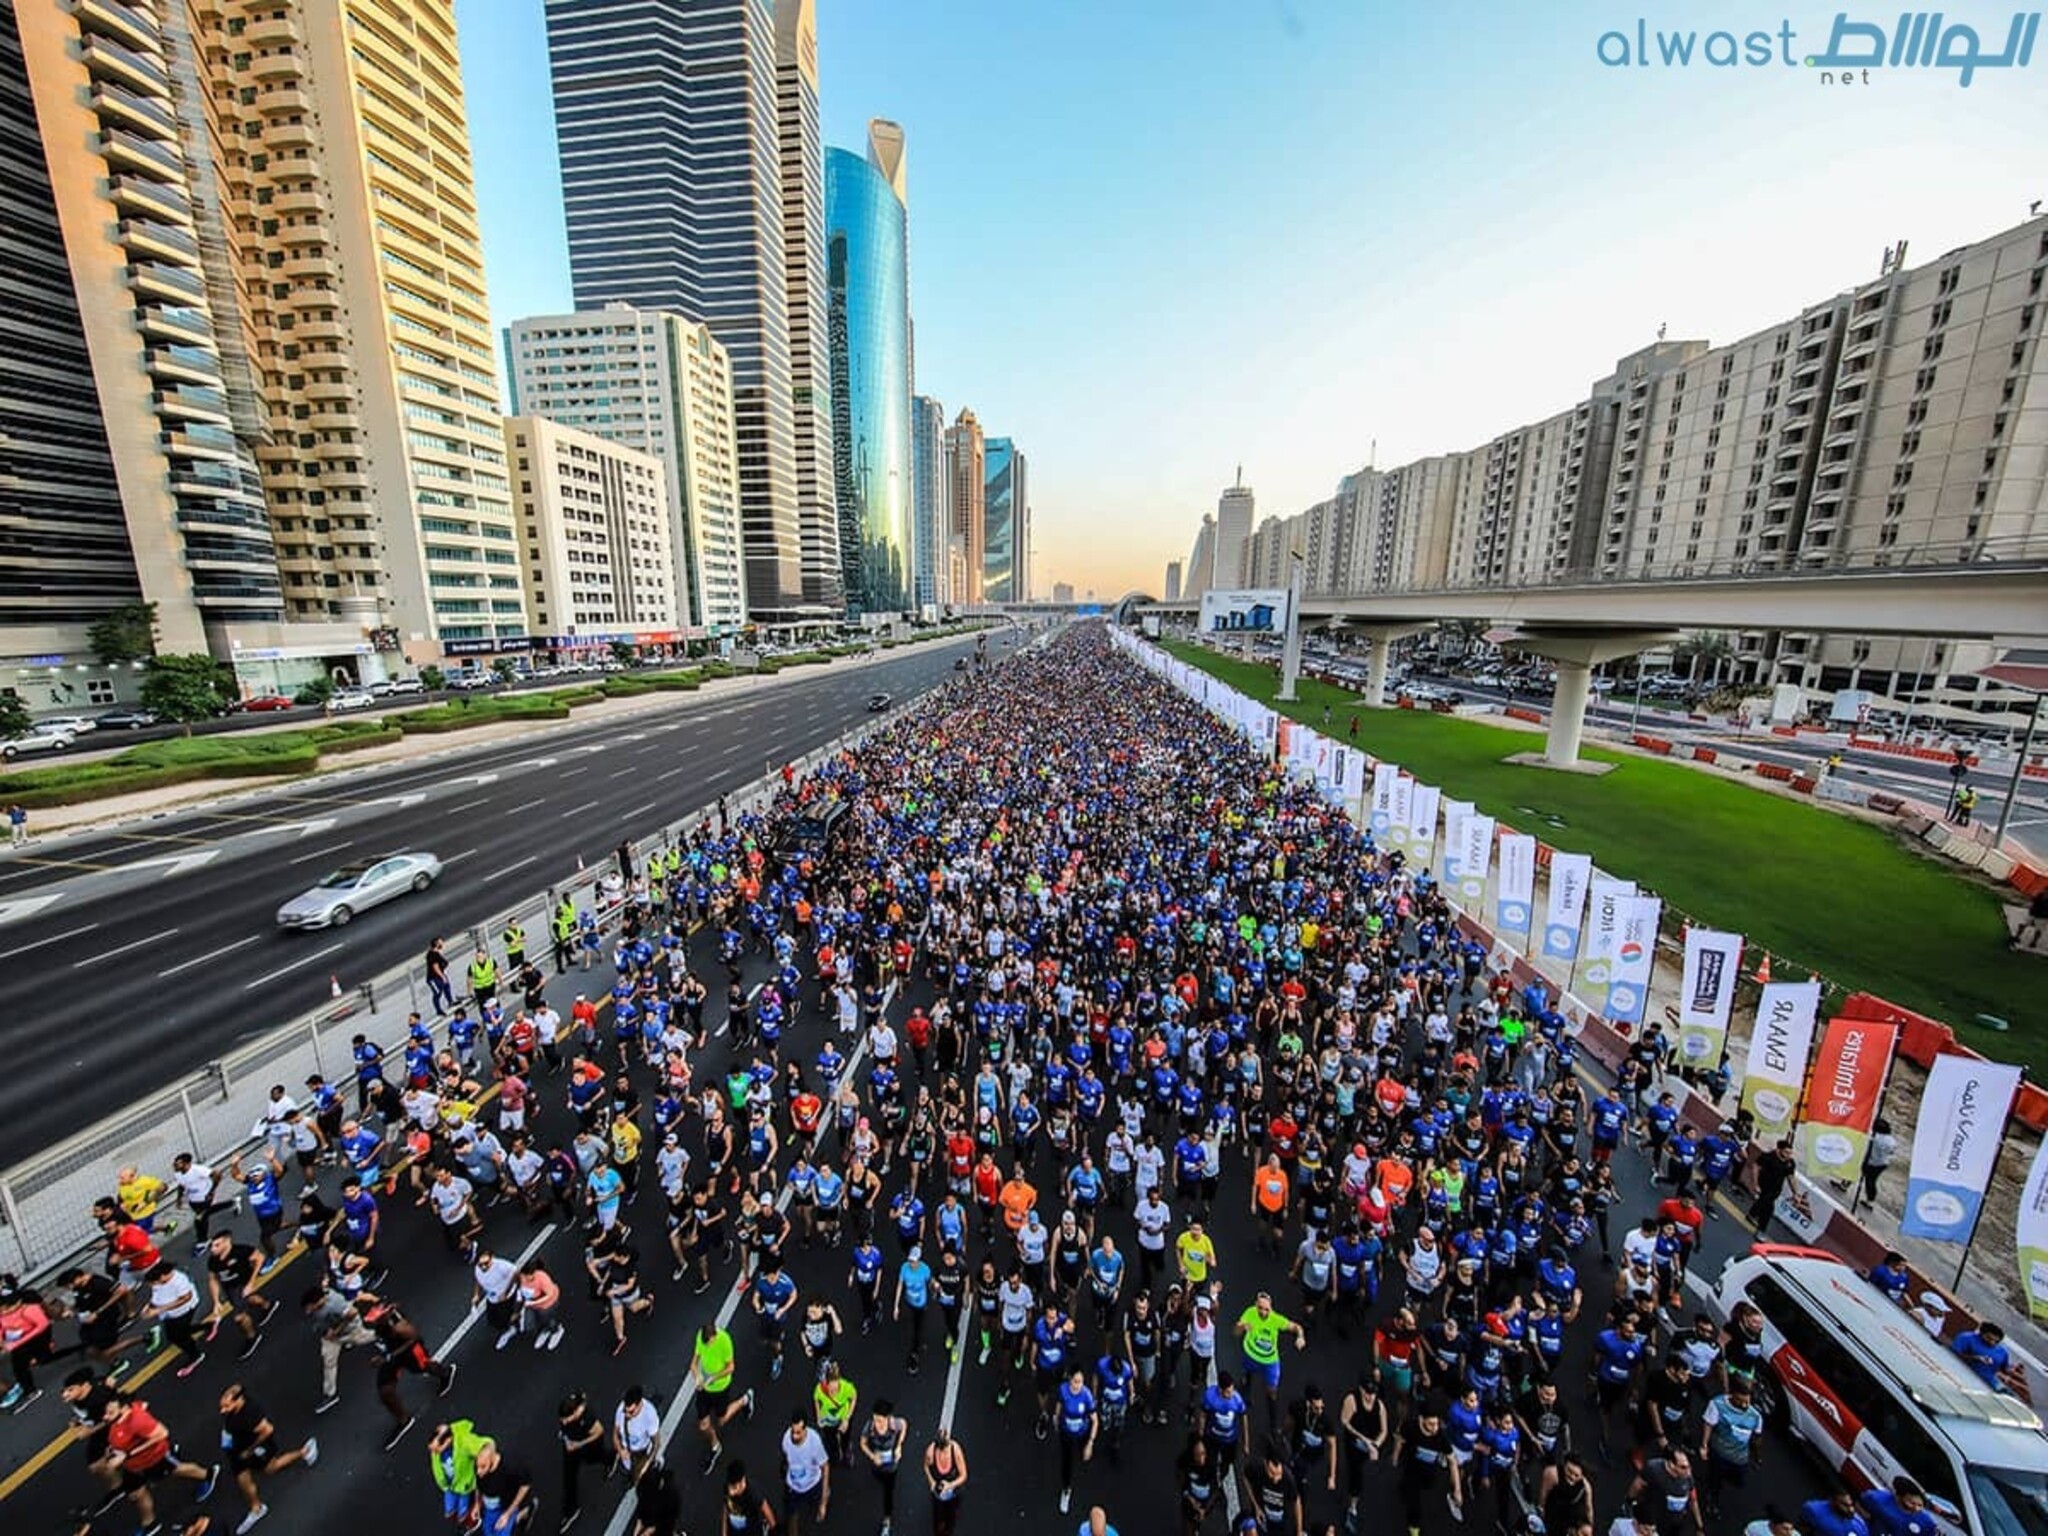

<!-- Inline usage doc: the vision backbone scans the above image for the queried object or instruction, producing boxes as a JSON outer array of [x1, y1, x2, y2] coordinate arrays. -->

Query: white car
[[2, 723, 77, 760], [328, 688, 374, 711], [31, 715, 94, 734], [276, 850, 443, 929]]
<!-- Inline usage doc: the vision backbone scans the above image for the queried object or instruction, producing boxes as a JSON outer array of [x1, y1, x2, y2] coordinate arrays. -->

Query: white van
[[1704, 1248, 2048, 1536]]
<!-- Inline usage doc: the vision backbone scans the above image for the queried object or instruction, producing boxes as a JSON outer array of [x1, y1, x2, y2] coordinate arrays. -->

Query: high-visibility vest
[[469, 957, 496, 990], [553, 905, 576, 941], [502, 924, 525, 954]]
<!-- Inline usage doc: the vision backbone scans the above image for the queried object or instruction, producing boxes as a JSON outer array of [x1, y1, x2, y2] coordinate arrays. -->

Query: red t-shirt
[[110, 1223, 160, 1275], [108, 1404, 169, 1471]]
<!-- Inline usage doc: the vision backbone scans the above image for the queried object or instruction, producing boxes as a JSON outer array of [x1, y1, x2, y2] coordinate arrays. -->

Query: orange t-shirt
[[999, 1179, 1037, 1231], [1253, 1168, 1289, 1213]]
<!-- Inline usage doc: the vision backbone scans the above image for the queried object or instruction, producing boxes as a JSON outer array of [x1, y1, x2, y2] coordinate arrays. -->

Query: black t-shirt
[[223, 1402, 268, 1454], [559, 1405, 601, 1451], [1244, 1460, 1300, 1525], [208, 1243, 261, 1291], [477, 1458, 531, 1506], [1400, 1426, 1451, 1489]]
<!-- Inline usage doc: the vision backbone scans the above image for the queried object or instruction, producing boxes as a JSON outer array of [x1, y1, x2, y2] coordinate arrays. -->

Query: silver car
[[276, 851, 442, 929]]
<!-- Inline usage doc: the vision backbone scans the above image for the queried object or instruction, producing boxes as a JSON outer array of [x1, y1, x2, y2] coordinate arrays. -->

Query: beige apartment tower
[[943, 407, 985, 604], [505, 416, 676, 649], [206, 0, 523, 666]]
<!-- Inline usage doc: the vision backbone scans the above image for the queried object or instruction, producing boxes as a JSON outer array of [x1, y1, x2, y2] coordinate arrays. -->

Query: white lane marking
[[656, 767, 686, 782], [559, 767, 590, 779], [287, 818, 337, 839], [444, 848, 480, 865], [485, 855, 539, 883], [158, 933, 262, 978], [374, 793, 428, 809], [565, 801, 600, 817], [435, 1221, 557, 1359], [242, 939, 345, 991], [466, 773, 500, 786], [508, 799, 545, 814], [607, 767, 635, 779], [625, 802, 658, 820], [0, 891, 67, 928], [290, 842, 355, 866], [451, 798, 499, 814], [129, 850, 220, 879], [938, 1289, 968, 1432], [72, 927, 179, 968], [0, 922, 98, 960]]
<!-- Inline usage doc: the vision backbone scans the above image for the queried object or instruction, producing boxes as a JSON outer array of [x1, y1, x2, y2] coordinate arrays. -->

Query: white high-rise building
[[1215, 472, 1255, 587], [506, 305, 747, 634]]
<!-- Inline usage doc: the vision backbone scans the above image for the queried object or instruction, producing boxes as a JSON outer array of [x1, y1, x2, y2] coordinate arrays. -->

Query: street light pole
[[1993, 690, 2044, 845], [1276, 551, 1306, 702]]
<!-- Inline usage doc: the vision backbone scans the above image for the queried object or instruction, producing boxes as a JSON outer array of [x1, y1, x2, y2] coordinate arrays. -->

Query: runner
[[216, 1381, 317, 1533]]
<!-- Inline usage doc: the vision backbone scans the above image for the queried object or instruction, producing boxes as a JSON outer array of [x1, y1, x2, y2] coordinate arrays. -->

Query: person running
[[102, 1392, 220, 1532], [923, 1424, 968, 1536], [1235, 1290, 1307, 1426], [691, 1320, 756, 1471], [858, 1399, 908, 1535], [612, 1385, 662, 1487], [557, 1389, 609, 1533], [217, 1381, 317, 1534], [364, 1296, 456, 1450]]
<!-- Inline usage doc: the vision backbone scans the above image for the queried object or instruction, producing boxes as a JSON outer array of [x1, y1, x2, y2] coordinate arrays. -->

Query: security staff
[[469, 951, 499, 1008], [551, 899, 577, 974], [502, 922, 527, 972]]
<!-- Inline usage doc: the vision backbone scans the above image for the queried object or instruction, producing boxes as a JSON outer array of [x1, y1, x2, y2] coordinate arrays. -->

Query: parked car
[[447, 671, 497, 691], [92, 708, 160, 730], [367, 678, 427, 698], [234, 694, 296, 713], [276, 850, 443, 930], [865, 692, 892, 712], [1, 723, 76, 760], [328, 688, 374, 711], [31, 714, 94, 734]]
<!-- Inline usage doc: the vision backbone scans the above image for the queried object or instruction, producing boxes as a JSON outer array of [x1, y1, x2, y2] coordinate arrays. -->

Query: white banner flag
[[1740, 981, 1821, 1143], [1440, 799, 1476, 884], [2020, 1138, 2048, 1323], [1605, 894, 1661, 1027], [1384, 774, 1413, 859], [1901, 1056, 2021, 1243], [1543, 851, 1593, 959], [1496, 833, 1537, 937], [1455, 814, 1496, 905], [1675, 929, 1743, 1068], [1370, 764, 1400, 845], [1579, 875, 1636, 1010], [1405, 782, 1439, 862]]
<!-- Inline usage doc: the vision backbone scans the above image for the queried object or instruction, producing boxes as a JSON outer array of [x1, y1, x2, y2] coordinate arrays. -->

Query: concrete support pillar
[[1508, 627, 1681, 768], [1276, 555, 1307, 702], [1548, 658, 1593, 765], [1353, 623, 1427, 707]]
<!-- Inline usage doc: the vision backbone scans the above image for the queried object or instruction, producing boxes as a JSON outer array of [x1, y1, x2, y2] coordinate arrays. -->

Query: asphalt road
[[0, 825, 1827, 1536], [0, 638, 987, 1164]]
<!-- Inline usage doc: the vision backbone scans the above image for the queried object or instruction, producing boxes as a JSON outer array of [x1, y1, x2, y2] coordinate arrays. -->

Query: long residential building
[[1196, 212, 2048, 698], [505, 415, 676, 651], [943, 407, 984, 604], [911, 393, 948, 608], [505, 305, 748, 635], [545, 0, 827, 623]]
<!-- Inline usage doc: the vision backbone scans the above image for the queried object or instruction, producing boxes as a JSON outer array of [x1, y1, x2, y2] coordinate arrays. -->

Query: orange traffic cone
[[1753, 952, 1773, 984]]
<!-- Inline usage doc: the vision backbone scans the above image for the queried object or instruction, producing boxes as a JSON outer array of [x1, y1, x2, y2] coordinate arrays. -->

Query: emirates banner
[[1440, 799, 1476, 885], [2018, 1138, 2048, 1322], [1542, 852, 1593, 960], [1900, 1056, 2020, 1243], [1386, 774, 1414, 861], [1794, 1016, 1900, 1182], [1605, 895, 1662, 1028], [1740, 982, 1822, 1143], [1675, 929, 1743, 1069], [1369, 764, 1401, 848], [1496, 833, 1537, 939], [1454, 814, 1496, 906], [1405, 783, 1440, 864]]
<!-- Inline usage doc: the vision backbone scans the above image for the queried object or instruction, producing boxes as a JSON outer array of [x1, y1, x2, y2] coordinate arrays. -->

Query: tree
[[419, 664, 446, 692], [86, 600, 159, 666], [140, 653, 233, 734], [608, 640, 635, 666], [294, 677, 334, 707], [490, 656, 518, 683], [1676, 631, 1734, 686], [0, 690, 29, 741]]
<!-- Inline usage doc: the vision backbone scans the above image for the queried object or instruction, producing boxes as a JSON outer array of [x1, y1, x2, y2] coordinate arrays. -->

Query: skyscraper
[[825, 122, 913, 615], [505, 305, 748, 634], [545, 0, 810, 620], [1215, 471, 1255, 588], [911, 394, 949, 608], [983, 438, 1027, 601], [776, 0, 839, 611], [942, 408, 985, 604], [1164, 561, 1183, 602]]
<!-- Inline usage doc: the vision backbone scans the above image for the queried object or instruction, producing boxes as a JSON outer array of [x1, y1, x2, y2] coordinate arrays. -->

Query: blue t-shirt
[[1202, 1384, 1244, 1441], [1953, 1331, 2011, 1389], [1803, 1500, 1874, 1536], [899, 1260, 932, 1309], [853, 1244, 884, 1284], [1057, 1381, 1095, 1437], [1860, 1490, 1939, 1536], [754, 1271, 795, 1316], [1593, 1329, 1645, 1383]]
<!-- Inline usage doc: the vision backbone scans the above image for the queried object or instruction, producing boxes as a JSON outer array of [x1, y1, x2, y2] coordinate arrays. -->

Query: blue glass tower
[[824, 123, 913, 614]]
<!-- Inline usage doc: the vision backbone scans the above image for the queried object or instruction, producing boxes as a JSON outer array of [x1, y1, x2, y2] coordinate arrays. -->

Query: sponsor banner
[[1605, 895, 1662, 1027], [1794, 1016, 1900, 1182], [1198, 588, 1292, 634], [1440, 799, 1476, 885], [1900, 1056, 2021, 1243], [1370, 763, 1401, 845], [1543, 852, 1593, 959], [1578, 875, 1636, 1012], [2019, 1137, 2048, 1322], [1339, 748, 1368, 813], [1741, 982, 1822, 1143], [1496, 832, 1537, 938], [1454, 814, 1496, 906], [1675, 929, 1743, 1068], [1405, 782, 1439, 863], [1385, 773, 1413, 859]]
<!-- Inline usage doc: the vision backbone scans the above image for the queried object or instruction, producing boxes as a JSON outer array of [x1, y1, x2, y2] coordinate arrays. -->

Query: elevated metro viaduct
[[1092, 560, 2048, 766]]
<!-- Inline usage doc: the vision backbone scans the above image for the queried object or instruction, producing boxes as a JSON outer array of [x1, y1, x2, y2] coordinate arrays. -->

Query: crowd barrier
[[0, 699, 919, 1282]]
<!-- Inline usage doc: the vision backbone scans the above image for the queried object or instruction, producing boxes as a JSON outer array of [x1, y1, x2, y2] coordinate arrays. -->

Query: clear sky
[[456, 0, 2045, 600]]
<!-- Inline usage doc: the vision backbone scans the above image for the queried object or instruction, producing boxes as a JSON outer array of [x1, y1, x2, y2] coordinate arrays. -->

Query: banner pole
[[1950, 1076, 2022, 1290]]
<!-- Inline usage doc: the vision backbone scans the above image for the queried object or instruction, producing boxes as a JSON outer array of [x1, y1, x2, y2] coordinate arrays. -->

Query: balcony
[[148, 343, 222, 385], [120, 219, 200, 262], [304, 377, 354, 402], [76, 0, 158, 54], [129, 261, 206, 303], [164, 425, 239, 460], [320, 467, 372, 490], [138, 304, 212, 344], [101, 126, 185, 181], [109, 172, 188, 221], [155, 386, 232, 423], [169, 462, 244, 498], [256, 86, 313, 116], [91, 81, 177, 139], [284, 253, 339, 281], [250, 48, 302, 80], [263, 118, 316, 149], [1840, 327, 1881, 363], [246, 13, 303, 46], [295, 316, 348, 342], [81, 34, 168, 93], [273, 187, 329, 216]]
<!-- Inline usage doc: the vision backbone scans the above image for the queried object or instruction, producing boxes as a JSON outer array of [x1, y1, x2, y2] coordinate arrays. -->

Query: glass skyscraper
[[983, 437, 1028, 602], [824, 123, 913, 615]]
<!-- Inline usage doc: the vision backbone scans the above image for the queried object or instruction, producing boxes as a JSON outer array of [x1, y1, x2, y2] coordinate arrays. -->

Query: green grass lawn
[[1165, 641, 2040, 1065]]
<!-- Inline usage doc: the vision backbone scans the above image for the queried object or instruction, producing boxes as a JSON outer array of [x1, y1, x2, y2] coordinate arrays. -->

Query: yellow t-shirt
[[1176, 1230, 1217, 1282], [118, 1174, 165, 1220]]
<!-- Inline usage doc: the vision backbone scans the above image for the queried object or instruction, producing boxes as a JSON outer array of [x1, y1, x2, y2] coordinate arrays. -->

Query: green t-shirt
[[695, 1328, 736, 1391], [1238, 1306, 1293, 1365]]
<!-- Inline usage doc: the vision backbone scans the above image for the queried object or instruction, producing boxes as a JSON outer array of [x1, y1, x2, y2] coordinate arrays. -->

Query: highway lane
[[0, 639, 985, 1162], [0, 856, 1826, 1536]]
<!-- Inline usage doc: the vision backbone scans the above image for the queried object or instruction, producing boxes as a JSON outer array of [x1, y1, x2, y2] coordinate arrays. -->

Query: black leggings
[[872, 1466, 899, 1519], [161, 1311, 204, 1360], [561, 1439, 610, 1517], [1059, 1431, 1086, 1489], [7, 1332, 54, 1390]]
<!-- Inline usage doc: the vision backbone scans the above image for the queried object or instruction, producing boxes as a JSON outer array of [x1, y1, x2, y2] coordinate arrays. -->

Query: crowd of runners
[[0, 622, 1938, 1536]]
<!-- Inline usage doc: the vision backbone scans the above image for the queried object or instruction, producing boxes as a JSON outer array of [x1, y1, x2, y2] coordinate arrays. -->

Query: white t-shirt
[[429, 1177, 474, 1225], [1133, 1145, 1166, 1193], [782, 1427, 829, 1493], [170, 1163, 216, 1206], [473, 1256, 518, 1303], [1134, 1199, 1170, 1251], [150, 1269, 200, 1319], [615, 1400, 659, 1453]]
